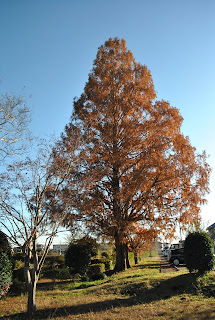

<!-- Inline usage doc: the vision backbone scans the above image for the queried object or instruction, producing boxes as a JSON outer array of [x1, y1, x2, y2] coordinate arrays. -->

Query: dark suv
[[168, 248, 184, 266]]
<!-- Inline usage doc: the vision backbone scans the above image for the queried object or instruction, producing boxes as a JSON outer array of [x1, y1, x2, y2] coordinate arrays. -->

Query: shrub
[[101, 251, 109, 258], [88, 263, 105, 280], [0, 252, 12, 298], [0, 230, 11, 258], [104, 259, 112, 271], [10, 254, 26, 295], [42, 266, 71, 280], [41, 254, 66, 279], [13, 259, 24, 270], [91, 257, 112, 271], [77, 236, 98, 257], [13, 267, 26, 282], [65, 243, 91, 275], [10, 278, 26, 295], [184, 231, 215, 274], [12, 252, 24, 265], [57, 267, 71, 279], [65, 237, 98, 276], [91, 258, 103, 264]]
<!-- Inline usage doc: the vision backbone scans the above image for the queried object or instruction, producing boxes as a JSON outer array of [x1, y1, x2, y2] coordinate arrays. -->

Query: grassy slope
[[0, 257, 215, 320]]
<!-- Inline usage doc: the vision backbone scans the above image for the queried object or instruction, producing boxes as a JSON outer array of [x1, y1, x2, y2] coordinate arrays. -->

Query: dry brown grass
[[1, 257, 215, 320]]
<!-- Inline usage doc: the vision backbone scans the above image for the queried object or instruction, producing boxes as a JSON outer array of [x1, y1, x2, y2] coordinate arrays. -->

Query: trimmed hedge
[[184, 231, 215, 274], [88, 263, 105, 280], [42, 266, 71, 280], [91, 258, 112, 271], [41, 255, 69, 279]]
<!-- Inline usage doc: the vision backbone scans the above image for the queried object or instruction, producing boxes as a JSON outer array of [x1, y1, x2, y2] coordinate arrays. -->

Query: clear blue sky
[[1, 0, 215, 231]]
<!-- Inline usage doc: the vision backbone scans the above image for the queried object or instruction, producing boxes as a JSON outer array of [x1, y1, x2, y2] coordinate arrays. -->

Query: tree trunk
[[23, 247, 38, 317], [125, 244, 131, 268], [114, 234, 126, 272], [27, 276, 37, 317], [112, 161, 126, 272], [134, 252, 138, 265]]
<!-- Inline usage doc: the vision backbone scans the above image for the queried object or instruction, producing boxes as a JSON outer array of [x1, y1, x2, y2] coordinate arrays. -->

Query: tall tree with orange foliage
[[62, 38, 210, 271]]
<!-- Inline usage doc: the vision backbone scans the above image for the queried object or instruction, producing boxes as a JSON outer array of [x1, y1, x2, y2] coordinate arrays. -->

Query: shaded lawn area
[[0, 257, 215, 320]]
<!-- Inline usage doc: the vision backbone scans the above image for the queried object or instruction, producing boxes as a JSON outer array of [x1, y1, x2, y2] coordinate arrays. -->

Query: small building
[[53, 244, 68, 255]]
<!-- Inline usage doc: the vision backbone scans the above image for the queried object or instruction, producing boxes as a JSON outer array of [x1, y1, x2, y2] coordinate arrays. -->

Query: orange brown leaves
[[61, 38, 211, 264]]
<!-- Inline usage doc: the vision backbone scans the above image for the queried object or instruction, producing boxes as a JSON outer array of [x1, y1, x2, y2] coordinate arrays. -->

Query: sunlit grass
[[0, 256, 215, 319]]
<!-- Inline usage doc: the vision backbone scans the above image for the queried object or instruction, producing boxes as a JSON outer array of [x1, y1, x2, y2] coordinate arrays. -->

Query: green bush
[[13, 267, 25, 282], [57, 267, 71, 279], [0, 231, 11, 258], [88, 263, 105, 280], [184, 231, 215, 274], [12, 252, 24, 265], [44, 255, 65, 266], [91, 257, 112, 271], [10, 278, 26, 295], [41, 254, 66, 279], [101, 251, 109, 258], [10, 254, 26, 295], [65, 243, 91, 275], [77, 236, 98, 257], [65, 237, 98, 276], [13, 259, 24, 270], [42, 266, 71, 280], [0, 252, 12, 298], [103, 259, 112, 271]]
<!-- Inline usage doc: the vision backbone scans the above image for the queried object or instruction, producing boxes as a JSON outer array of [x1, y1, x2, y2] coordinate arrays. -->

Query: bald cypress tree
[[62, 38, 210, 271]]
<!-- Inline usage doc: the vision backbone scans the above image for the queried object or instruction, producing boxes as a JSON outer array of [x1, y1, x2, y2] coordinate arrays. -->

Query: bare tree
[[0, 130, 80, 316], [0, 92, 31, 162]]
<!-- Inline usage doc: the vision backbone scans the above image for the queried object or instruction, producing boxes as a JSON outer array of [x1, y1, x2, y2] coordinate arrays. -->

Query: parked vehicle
[[168, 248, 184, 266], [162, 244, 170, 257], [167, 242, 184, 260]]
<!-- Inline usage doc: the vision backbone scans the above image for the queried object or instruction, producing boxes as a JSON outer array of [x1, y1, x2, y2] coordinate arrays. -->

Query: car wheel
[[173, 258, 180, 266]]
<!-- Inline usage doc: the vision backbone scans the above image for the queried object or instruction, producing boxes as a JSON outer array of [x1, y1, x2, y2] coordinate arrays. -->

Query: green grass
[[0, 257, 215, 319]]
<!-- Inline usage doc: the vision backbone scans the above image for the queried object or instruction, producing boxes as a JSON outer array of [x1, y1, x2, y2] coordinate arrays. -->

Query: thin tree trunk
[[23, 245, 38, 317], [27, 275, 37, 317], [125, 244, 131, 268]]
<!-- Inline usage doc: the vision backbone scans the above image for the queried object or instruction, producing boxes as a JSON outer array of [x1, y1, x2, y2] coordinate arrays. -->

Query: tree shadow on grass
[[37, 279, 74, 291], [133, 262, 160, 269], [0, 273, 198, 320], [133, 256, 175, 270]]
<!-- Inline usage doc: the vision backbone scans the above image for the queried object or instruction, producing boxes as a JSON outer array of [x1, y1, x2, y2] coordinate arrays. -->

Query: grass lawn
[[0, 257, 215, 319]]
